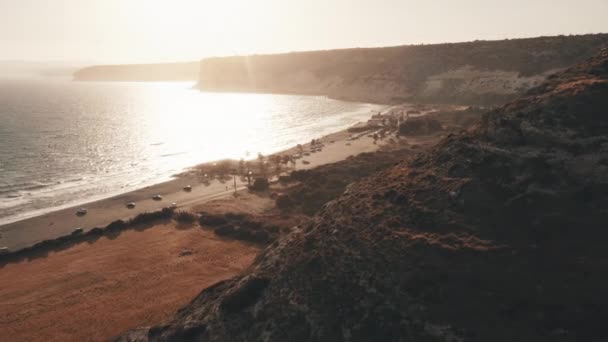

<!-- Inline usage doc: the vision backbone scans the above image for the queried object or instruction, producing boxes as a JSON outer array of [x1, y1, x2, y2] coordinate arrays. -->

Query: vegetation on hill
[[120, 49, 608, 341]]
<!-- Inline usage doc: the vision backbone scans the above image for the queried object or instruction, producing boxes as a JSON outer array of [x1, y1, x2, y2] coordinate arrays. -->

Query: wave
[[160, 151, 187, 157], [0, 181, 56, 194]]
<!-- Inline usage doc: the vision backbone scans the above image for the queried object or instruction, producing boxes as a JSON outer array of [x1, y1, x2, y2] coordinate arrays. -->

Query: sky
[[1, 0, 607, 64]]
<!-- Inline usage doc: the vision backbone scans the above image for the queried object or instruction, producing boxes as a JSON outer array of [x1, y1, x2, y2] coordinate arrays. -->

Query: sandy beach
[[0, 116, 390, 252]]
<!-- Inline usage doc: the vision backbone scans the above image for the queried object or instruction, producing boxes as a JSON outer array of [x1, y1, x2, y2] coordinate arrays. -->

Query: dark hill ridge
[[119, 50, 608, 341], [198, 34, 608, 105]]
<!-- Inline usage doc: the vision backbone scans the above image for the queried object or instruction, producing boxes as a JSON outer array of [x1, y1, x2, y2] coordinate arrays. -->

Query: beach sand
[[0, 222, 260, 342]]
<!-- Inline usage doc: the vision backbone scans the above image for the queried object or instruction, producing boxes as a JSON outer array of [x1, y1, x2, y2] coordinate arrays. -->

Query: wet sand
[[0, 223, 260, 342]]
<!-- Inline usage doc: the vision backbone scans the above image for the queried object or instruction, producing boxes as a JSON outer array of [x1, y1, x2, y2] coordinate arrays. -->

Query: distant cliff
[[73, 61, 199, 82], [197, 34, 608, 104]]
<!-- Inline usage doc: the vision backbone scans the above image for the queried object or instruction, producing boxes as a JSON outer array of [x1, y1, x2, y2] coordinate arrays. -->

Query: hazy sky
[[1, 0, 607, 63]]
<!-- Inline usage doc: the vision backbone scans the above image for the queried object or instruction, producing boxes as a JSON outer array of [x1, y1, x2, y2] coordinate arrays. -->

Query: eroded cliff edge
[[197, 34, 608, 105]]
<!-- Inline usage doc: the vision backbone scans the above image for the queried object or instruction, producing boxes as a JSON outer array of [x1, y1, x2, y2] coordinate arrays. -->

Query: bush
[[250, 177, 270, 191], [199, 213, 228, 226], [225, 212, 246, 221], [128, 208, 174, 226], [214, 225, 235, 236], [106, 219, 127, 232], [174, 211, 197, 223], [399, 117, 442, 136]]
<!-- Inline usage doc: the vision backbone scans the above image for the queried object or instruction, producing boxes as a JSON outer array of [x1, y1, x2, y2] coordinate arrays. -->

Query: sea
[[0, 79, 383, 225]]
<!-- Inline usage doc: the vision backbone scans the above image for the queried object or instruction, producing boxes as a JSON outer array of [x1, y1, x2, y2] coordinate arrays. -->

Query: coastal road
[[1, 128, 385, 252], [0, 177, 248, 252]]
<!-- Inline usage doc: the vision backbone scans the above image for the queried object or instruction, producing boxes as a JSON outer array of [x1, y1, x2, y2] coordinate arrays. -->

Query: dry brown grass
[[0, 223, 259, 342]]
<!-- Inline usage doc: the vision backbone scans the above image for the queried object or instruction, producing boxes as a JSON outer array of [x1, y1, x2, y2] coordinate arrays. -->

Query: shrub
[[250, 177, 269, 192], [128, 208, 174, 226], [225, 212, 246, 221], [214, 225, 235, 236], [199, 213, 228, 226], [106, 219, 127, 232], [174, 211, 197, 224], [399, 117, 442, 136]]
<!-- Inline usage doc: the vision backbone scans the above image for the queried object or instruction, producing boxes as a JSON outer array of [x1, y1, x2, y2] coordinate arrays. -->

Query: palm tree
[[290, 156, 296, 170], [238, 158, 245, 175], [257, 153, 267, 176], [273, 156, 282, 174]]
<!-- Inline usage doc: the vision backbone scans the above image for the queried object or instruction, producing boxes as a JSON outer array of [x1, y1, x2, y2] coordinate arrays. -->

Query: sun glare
[[115, 0, 276, 60]]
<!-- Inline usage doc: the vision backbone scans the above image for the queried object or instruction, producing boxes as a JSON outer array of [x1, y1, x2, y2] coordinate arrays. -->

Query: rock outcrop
[[120, 49, 608, 341], [198, 34, 608, 105]]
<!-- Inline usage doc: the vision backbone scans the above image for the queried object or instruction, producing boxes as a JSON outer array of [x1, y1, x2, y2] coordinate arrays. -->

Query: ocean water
[[0, 79, 383, 225]]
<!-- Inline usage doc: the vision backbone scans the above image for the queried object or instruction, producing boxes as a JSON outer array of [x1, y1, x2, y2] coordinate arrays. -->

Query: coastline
[[0, 109, 396, 252]]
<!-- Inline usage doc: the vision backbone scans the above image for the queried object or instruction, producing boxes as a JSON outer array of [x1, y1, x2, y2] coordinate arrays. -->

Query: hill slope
[[120, 48, 608, 341], [73, 61, 199, 82], [198, 34, 608, 104]]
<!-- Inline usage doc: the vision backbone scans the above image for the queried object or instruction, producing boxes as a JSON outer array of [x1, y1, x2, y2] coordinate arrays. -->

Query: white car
[[169, 202, 178, 209], [183, 185, 192, 192], [0, 247, 9, 255], [152, 194, 163, 201], [76, 208, 87, 216], [126, 202, 136, 209]]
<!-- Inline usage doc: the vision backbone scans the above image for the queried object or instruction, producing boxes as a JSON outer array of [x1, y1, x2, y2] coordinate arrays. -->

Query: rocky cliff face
[[120, 49, 608, 341], [198, 34, 608, 105]]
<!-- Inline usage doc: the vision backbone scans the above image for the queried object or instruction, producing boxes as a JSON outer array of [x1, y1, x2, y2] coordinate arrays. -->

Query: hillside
[[73, 61, 199, 82], [198, 34, 608, 104], [119, 49, 608, 341]]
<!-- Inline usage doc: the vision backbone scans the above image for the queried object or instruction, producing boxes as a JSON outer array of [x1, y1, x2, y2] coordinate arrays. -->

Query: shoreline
[[0, 106, 403, 252], [0, 85, 386, 228]]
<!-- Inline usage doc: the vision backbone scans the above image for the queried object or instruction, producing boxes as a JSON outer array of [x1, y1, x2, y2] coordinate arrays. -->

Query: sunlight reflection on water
[[0, 80, 383, 223]]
